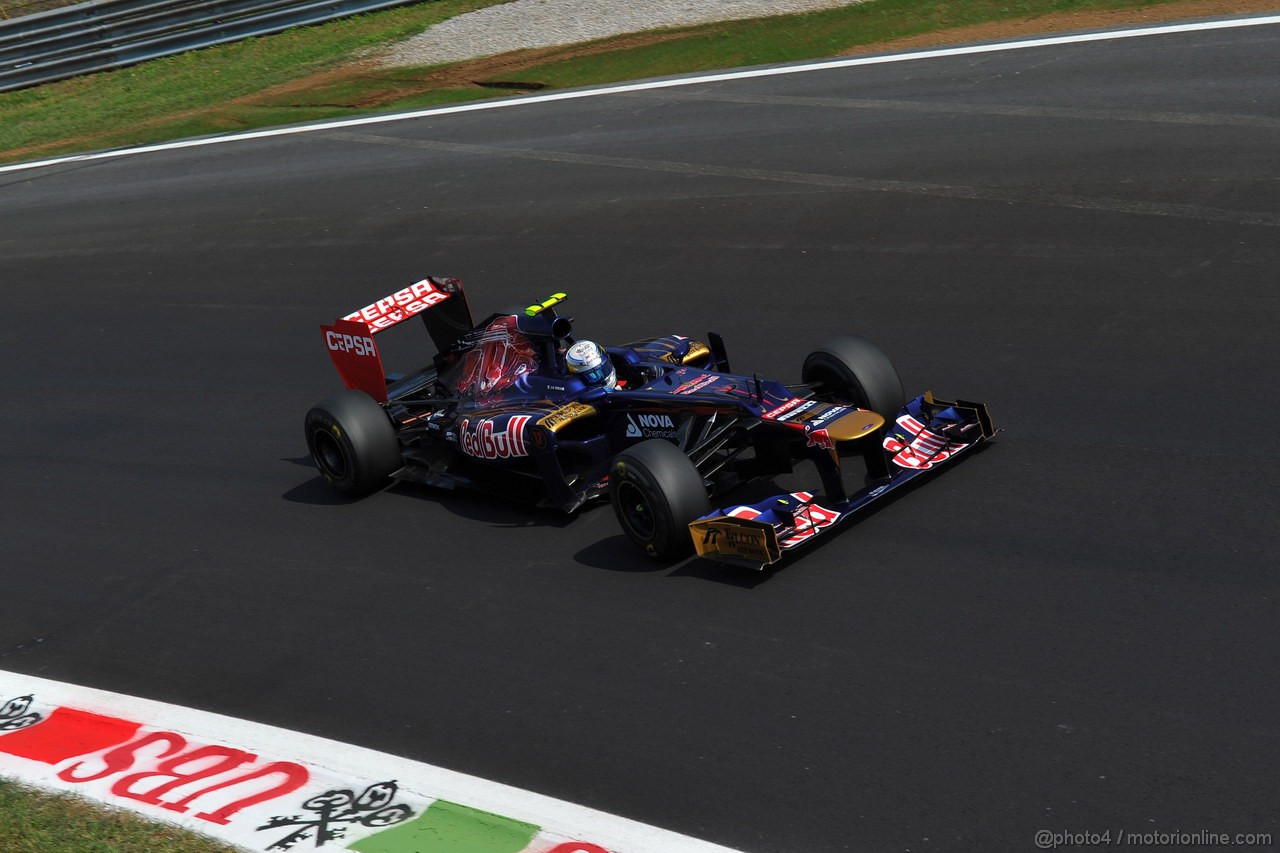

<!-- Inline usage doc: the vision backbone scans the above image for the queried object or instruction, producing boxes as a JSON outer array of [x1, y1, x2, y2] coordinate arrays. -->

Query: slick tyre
[[802, 335, 906, 420], [610, 439, 710, 560], [304, 390, 401, 496]]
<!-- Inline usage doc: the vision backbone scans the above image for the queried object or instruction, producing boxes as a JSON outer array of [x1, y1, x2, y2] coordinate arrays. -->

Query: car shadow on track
[[388, 480, 577, 530], [279, 458, 574, 527], [574, 535, 776, 588], [573, 534, 670, 573], [281, 444, 995, 585], [279, 459, 353, 506], [281, 464, 776, 585]]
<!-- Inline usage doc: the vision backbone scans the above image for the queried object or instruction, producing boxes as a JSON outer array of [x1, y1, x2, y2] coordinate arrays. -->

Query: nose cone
[[824, 409, 884, 442]]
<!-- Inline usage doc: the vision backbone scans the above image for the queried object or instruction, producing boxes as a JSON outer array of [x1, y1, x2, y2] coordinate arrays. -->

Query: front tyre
[[304, 390, 401, 496], [610, 439, 710, 560], [802, 335, 905, 420]]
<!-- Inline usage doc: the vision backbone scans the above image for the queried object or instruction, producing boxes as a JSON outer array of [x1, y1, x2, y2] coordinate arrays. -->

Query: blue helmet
[[565, 340, 617, 389]]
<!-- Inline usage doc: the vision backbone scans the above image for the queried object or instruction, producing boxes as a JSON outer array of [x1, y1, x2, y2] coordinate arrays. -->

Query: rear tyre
[[610, 439, 710, 560], [802, 335, 905, 420], [304, 390, 401, 496]]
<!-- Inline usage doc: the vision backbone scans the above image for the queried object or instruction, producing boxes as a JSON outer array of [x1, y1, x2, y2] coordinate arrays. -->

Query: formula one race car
[[305, 277, 995, 568]]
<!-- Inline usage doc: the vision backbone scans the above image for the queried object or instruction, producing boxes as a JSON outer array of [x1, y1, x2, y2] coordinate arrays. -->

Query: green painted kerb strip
[[350, 799, 539, 853]]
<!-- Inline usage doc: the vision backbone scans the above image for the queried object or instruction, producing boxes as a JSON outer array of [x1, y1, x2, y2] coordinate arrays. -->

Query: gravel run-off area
[[379, 0, 866, 67]]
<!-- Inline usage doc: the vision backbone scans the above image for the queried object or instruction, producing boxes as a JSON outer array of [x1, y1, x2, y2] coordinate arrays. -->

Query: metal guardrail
[[0, 0, 429, 92], [0, 0, 183, 44]]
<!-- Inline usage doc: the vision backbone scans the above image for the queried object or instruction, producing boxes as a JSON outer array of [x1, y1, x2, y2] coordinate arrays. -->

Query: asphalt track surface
[[3, 18, 1278, 853]]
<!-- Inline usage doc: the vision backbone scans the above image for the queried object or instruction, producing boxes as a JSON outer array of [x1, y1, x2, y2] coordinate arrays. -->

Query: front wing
[[690, 393, 996, 569]]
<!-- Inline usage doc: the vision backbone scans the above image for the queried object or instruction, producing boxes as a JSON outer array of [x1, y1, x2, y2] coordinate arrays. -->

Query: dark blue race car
[[305, 277, 996, 568]]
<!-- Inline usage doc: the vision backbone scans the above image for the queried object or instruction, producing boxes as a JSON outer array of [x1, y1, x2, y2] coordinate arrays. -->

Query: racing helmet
[[565, 340, 617, 390]]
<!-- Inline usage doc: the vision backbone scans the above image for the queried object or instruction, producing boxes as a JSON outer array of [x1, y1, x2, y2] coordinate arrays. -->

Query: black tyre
[[802, 335, 905, 420], [304, 390, 401, 496], [610, 439, 711, 560]]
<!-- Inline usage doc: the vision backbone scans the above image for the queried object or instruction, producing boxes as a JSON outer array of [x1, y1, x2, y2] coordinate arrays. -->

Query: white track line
[[3, 14, 1279, 175]]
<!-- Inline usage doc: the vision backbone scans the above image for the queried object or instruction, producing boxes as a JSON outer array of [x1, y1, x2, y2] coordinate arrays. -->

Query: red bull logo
[[459, 416, 531, 460], [805, 427, 835, 451]]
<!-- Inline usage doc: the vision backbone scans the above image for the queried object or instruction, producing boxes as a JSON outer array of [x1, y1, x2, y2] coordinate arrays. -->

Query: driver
[[565, 340, 618, 390]]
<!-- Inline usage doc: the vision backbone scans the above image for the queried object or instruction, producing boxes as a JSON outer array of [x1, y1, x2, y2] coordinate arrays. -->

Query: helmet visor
[[576, 362, 610, 386]]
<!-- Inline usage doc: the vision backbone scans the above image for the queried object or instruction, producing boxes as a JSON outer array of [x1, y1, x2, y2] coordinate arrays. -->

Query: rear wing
[[321, 276, 474, 403], [341, 276, 473, 351]]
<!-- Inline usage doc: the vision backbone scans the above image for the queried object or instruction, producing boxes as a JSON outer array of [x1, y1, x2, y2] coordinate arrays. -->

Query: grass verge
[[486, 0, 1278, 89], [0, 0, 80, 18], [2, 0, 1277, 165], [0, 778, 244, 853], [0, 0, 509, 163]]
